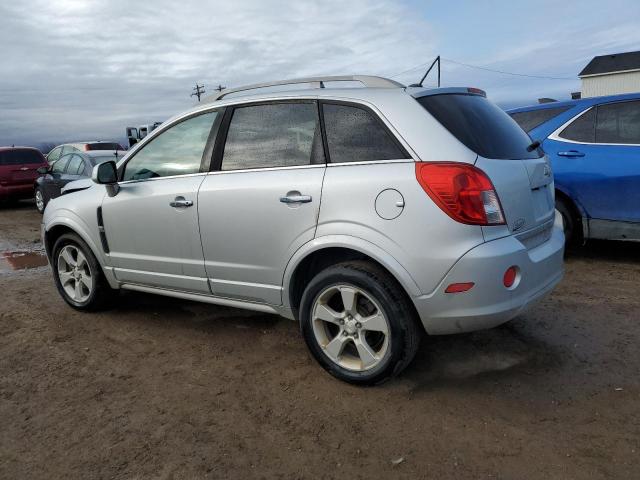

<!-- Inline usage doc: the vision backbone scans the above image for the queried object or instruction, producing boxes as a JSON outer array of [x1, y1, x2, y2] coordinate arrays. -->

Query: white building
[[579, 51, 640, 98]]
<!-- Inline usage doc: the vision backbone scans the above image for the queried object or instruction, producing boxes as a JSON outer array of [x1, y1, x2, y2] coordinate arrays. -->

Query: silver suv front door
[[101, 110, 220, 293]]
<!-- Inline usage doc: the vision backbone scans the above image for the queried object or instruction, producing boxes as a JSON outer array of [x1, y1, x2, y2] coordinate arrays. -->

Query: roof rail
[[204, 75, 404, 102]]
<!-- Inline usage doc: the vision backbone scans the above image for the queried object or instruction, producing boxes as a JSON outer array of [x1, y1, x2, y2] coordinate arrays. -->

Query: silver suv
[[42, 76, 564, 384]]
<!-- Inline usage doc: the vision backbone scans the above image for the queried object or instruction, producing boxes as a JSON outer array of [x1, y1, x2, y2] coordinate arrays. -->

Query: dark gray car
[[35, 151, 120, 213]]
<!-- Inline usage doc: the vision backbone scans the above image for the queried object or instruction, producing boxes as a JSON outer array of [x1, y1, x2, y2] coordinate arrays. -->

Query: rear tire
[[556, 197, 581, 247], [300, 260, 421, 385], [52, 233, 114, 311]]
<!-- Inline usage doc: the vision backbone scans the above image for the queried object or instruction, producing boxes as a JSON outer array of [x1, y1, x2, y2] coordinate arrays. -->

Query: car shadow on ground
[[567, 239, 640, 263], [403, 319, 561, 392], [0, 199, 35, 210]]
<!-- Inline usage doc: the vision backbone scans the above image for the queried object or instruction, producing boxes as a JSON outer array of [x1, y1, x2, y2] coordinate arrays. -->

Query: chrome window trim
[[549, 104, 640, 147], [118, 171, 207, 185], [327, 158, 414, 167], [206, 164, 325, 175], [118, 93, 419, 182]]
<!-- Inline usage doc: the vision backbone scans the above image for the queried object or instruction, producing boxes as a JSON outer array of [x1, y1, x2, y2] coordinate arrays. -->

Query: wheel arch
[[44, 217, 119, 289], [283, 235, 422, 318], [555, 187, 588, 240]]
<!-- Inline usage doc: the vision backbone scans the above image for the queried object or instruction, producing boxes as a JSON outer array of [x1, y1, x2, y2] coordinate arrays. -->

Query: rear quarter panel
[[315, 161, 485, 296]]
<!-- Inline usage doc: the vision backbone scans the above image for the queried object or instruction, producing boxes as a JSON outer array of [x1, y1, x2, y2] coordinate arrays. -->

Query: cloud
[[0, 0, 434, 147]]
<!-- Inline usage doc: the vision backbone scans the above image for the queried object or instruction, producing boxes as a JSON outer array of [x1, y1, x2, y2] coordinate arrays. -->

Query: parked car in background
[[35, 150, 121, 213], [46, 141, 124, 164], [42, 76, 564, 384], [508, 93, 640, 244], [0, 147, 48, 203]]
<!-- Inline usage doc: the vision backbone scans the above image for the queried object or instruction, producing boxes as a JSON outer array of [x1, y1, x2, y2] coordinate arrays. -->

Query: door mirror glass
[[37, 166, 48, 174], [92, 160, 117, 184]]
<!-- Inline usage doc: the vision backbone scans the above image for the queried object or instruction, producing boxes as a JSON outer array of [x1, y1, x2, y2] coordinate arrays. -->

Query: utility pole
[[215, 84, 226, 92], [191, 83, 206, 102]]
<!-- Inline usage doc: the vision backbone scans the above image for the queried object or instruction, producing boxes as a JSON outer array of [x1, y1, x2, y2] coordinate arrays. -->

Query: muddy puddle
[[0, 250, 48, 272]]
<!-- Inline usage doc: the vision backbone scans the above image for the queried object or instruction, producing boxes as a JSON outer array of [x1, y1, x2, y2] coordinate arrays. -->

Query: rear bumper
[[412, 212, 565, 335], [0, 183, 35, 200]]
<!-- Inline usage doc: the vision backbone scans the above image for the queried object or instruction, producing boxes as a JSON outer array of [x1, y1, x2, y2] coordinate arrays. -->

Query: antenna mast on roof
[[409, 55, 441, 88]]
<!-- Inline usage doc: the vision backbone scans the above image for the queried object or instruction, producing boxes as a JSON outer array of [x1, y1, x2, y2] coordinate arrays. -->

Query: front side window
[[322, 103, 407, 163], [123, 111, 218, 181], [221, 102, 323, 171], [66, 154, 83, 175], [596, 101, 640, 144], [559, 108, 595, 143], [52, 154, 71, 173]]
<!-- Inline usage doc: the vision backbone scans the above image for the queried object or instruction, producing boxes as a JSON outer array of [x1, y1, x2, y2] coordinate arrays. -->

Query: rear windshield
[[0, 149, 44, 165], [509, 106, 571, 132], [86, 142, 124, 151], [417, 94, 542, 159]]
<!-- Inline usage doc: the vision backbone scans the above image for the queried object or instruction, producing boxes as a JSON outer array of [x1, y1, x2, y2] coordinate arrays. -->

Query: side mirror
[[91, 161, 119, 196], [37, 166, 48, 174]]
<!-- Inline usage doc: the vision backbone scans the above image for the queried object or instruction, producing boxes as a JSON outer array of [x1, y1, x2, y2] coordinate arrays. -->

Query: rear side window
[[418, 94, 541, 159], [221, 102, 323, 171], [595, 101, 640, 144], [322, 103, 407, 163], [0, 149, 44, 165], [509, 106, 571, 132], [559, 108, 595, 143]]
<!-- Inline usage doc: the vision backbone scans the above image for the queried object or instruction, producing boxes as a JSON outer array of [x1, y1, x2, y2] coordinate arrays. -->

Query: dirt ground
[[0, 201, 638, 479]]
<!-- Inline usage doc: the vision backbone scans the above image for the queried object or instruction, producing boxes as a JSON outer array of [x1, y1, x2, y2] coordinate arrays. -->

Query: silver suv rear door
[[198, 100, 325, 305]]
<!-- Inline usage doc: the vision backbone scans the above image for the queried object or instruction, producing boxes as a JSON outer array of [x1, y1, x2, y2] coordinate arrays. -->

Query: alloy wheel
[[57, 245, 93, 303], [35, 190, 44, 212], [311, 284, 390, 372]]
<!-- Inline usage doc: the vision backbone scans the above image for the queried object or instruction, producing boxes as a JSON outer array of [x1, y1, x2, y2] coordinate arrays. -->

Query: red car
[[0, 147, 48, 202]]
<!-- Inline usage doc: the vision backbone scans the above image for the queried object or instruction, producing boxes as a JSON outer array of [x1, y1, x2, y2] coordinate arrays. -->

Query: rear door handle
[[557, 150, 585, 157], [169, 196, 193, 208], [280, 194, 312, 204]]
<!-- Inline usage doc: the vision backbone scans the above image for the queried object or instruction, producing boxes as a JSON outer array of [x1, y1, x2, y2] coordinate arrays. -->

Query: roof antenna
[[409, 55, 440, 88]]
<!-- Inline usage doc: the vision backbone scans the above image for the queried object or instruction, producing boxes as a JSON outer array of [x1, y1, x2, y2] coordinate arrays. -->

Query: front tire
[[300, 261, 421, 385], [35, 187, 46, 214], [52, 233, 114, 311]]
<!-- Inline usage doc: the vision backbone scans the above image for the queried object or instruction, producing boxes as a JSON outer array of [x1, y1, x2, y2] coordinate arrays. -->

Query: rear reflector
[[445, 282, 475, 293], [503, 266, 518, 288], [415, 162, 505, 225]]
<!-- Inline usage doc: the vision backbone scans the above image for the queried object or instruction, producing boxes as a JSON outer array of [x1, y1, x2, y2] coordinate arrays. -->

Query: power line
[[390, 57, 576, 82], [442, 58, 575, 80]]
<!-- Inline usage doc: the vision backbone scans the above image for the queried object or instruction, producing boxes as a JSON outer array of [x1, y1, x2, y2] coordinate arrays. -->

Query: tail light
[[415, 162, 505, 226]]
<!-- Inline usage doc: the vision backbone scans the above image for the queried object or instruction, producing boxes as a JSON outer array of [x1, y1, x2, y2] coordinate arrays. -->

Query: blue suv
[[508, 93, 640, 245]]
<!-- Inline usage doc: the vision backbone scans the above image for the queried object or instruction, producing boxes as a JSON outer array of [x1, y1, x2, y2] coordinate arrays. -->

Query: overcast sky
[[1, 0, 639, 148]]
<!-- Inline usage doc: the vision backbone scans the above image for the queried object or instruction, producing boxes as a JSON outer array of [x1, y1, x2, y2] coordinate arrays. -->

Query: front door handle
[[557, 150, 585, 157], [280, 194, 312, 204], [169, 196, 194, 208]]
